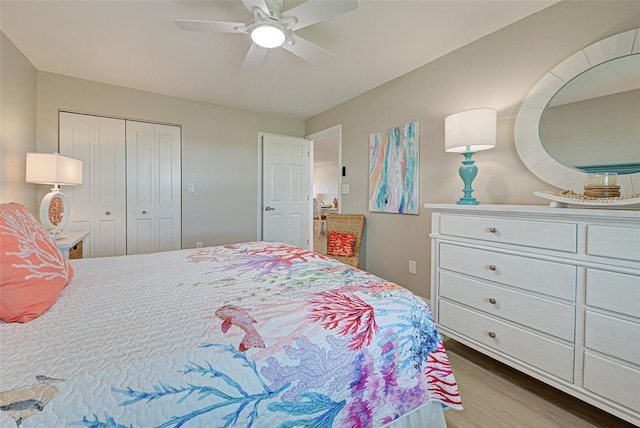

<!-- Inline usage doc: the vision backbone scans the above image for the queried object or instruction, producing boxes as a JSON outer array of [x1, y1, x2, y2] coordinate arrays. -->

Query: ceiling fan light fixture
[[251, 24, 285, 48]]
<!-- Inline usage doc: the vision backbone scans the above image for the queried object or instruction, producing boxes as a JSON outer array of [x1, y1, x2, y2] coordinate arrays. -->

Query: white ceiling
[[1, 0, 556, 120]]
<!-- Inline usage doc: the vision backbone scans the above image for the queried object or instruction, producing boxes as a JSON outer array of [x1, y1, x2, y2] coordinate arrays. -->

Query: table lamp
[[26, 152, 83, 239], [444, 108, 497, 205]]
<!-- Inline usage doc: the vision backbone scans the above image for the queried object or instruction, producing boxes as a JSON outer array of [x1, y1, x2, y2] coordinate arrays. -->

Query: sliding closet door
[[126, 121, 181, 254], [59, 112, 127, 257]]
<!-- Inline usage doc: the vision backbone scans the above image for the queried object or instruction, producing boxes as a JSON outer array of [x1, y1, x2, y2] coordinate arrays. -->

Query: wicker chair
[[325, 214, 365, 268]]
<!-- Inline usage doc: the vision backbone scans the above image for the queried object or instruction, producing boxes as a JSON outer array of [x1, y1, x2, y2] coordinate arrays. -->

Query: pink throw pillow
[[327, 232, 356, 257], [0, 203, 74, 322]]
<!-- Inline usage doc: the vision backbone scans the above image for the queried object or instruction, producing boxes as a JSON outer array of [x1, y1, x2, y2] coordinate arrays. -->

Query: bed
[[0, 203, 461, 427]]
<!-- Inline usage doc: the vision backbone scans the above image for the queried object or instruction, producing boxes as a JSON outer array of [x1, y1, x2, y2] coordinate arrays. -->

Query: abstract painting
[[368, 121, 419, 214]]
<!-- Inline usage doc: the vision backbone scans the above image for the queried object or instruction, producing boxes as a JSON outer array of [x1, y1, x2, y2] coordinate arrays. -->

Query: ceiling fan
[[175, 0, 358, 69]]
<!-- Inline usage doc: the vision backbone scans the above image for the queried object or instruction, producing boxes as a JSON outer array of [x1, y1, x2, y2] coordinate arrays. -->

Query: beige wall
[[35, 72, 304, 248], [1, 32, 37, 212], [305, 1, 640, 298]]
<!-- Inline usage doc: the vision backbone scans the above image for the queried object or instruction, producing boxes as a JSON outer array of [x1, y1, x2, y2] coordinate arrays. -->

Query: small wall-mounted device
[[342, 166, 346, 177], [408, 260, 417, 274]]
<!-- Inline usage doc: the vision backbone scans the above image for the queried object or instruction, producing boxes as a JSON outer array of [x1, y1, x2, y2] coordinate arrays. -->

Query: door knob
[[265, 206, 275, 211], [105, 211, 111, 216], [142, 210, 147, 214]]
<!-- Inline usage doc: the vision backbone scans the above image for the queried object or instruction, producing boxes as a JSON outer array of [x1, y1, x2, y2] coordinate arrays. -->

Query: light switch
[[188, 182, 195, 193], [341, 184, 350, 194]]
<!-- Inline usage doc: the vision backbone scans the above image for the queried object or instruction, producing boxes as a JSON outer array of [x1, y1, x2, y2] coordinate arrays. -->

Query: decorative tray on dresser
[[425, 204, 640, 425]]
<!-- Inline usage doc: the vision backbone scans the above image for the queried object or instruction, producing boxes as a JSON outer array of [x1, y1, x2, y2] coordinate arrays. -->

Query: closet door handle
[[105, 211, 111, 216], [142, 210, 147, 214], [489, 297, 497, 304], [489, 265, 497, 271], [489, 227, 497, 233]]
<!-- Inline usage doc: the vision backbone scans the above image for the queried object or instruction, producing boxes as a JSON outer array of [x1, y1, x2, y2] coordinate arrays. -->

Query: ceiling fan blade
[[283, 33, 333, 65], [241, 0, 269, 14], [175, 19, 244, 33], [242, 43, 269, 69], [174, 19, 245, 33], [283, 0, 358, 31]]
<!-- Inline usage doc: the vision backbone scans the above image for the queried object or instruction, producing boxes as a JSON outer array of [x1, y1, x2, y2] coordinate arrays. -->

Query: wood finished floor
[[312, 220, 327, 254], [316, 219, 635, 427], [443, 340, 636, 428]]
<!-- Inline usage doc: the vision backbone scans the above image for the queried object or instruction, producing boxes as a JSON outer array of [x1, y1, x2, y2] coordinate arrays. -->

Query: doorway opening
[[306, 125, 342, 254]]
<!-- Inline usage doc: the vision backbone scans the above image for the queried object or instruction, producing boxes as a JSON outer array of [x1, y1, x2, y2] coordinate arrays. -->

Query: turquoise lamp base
[[457, 150, 479, 205]]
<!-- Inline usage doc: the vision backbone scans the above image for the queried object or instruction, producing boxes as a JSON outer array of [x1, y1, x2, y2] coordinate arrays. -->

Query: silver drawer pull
[[489, 297, 497, 304], [489, 264, 497, 271], [489, 227, 497, 233], [488, 331, 497, 339], [105, 211, 111, 215]]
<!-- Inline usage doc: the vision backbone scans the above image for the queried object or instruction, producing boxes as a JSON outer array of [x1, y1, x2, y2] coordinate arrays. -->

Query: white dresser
[[426, 204, 640, 425]]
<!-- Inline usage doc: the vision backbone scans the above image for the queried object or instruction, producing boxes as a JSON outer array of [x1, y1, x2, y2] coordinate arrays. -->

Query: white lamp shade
[[26, 153, 83, 186], [251, 24, 285, 48], [445, 108, 497, 153]]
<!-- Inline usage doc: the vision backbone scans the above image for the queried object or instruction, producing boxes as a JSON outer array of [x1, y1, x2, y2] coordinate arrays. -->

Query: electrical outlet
[[196, 242, 203, 248], [188, 182, 195, 193], [408, 260, 417, 274]]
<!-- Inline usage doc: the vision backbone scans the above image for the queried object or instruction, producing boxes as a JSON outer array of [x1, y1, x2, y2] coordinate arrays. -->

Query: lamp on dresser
[[444, 108, 497, 205], [26, 152, 82, 239]]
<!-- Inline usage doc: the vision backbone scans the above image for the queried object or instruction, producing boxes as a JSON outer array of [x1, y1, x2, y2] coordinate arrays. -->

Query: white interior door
[[262, 134, 311, 248], [59, 112, 127, 257], [126, 121, 181, 255]]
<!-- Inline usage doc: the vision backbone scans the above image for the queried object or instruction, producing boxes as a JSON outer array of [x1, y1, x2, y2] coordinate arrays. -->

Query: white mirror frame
[[515, 28, 640, 195]]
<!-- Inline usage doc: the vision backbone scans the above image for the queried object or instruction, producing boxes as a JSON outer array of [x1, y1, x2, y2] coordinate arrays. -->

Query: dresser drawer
[[586, 269, 640, 317], [439, 214, 577, 252], [439, 243, 576, 301], [587, 225, 640, 262], [584, 352, 640, 412], [439, 300, 574, 382], [585, 311, 640, 365], [439, 271, 575, 341]]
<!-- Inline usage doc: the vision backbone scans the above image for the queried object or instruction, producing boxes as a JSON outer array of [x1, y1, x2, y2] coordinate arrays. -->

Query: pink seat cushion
[[0, 203, 74, 323]]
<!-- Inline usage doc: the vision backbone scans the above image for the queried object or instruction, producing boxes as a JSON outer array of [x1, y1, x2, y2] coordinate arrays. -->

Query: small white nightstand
[[56, 231, 89, 259]]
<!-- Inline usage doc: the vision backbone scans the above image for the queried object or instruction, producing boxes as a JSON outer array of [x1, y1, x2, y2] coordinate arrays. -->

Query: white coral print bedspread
[[0, 242, 461, 427]]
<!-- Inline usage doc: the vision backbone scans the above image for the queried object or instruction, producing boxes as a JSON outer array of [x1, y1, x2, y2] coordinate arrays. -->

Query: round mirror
[[541, 55, 640, 173], [515, 28, 640, 195]]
